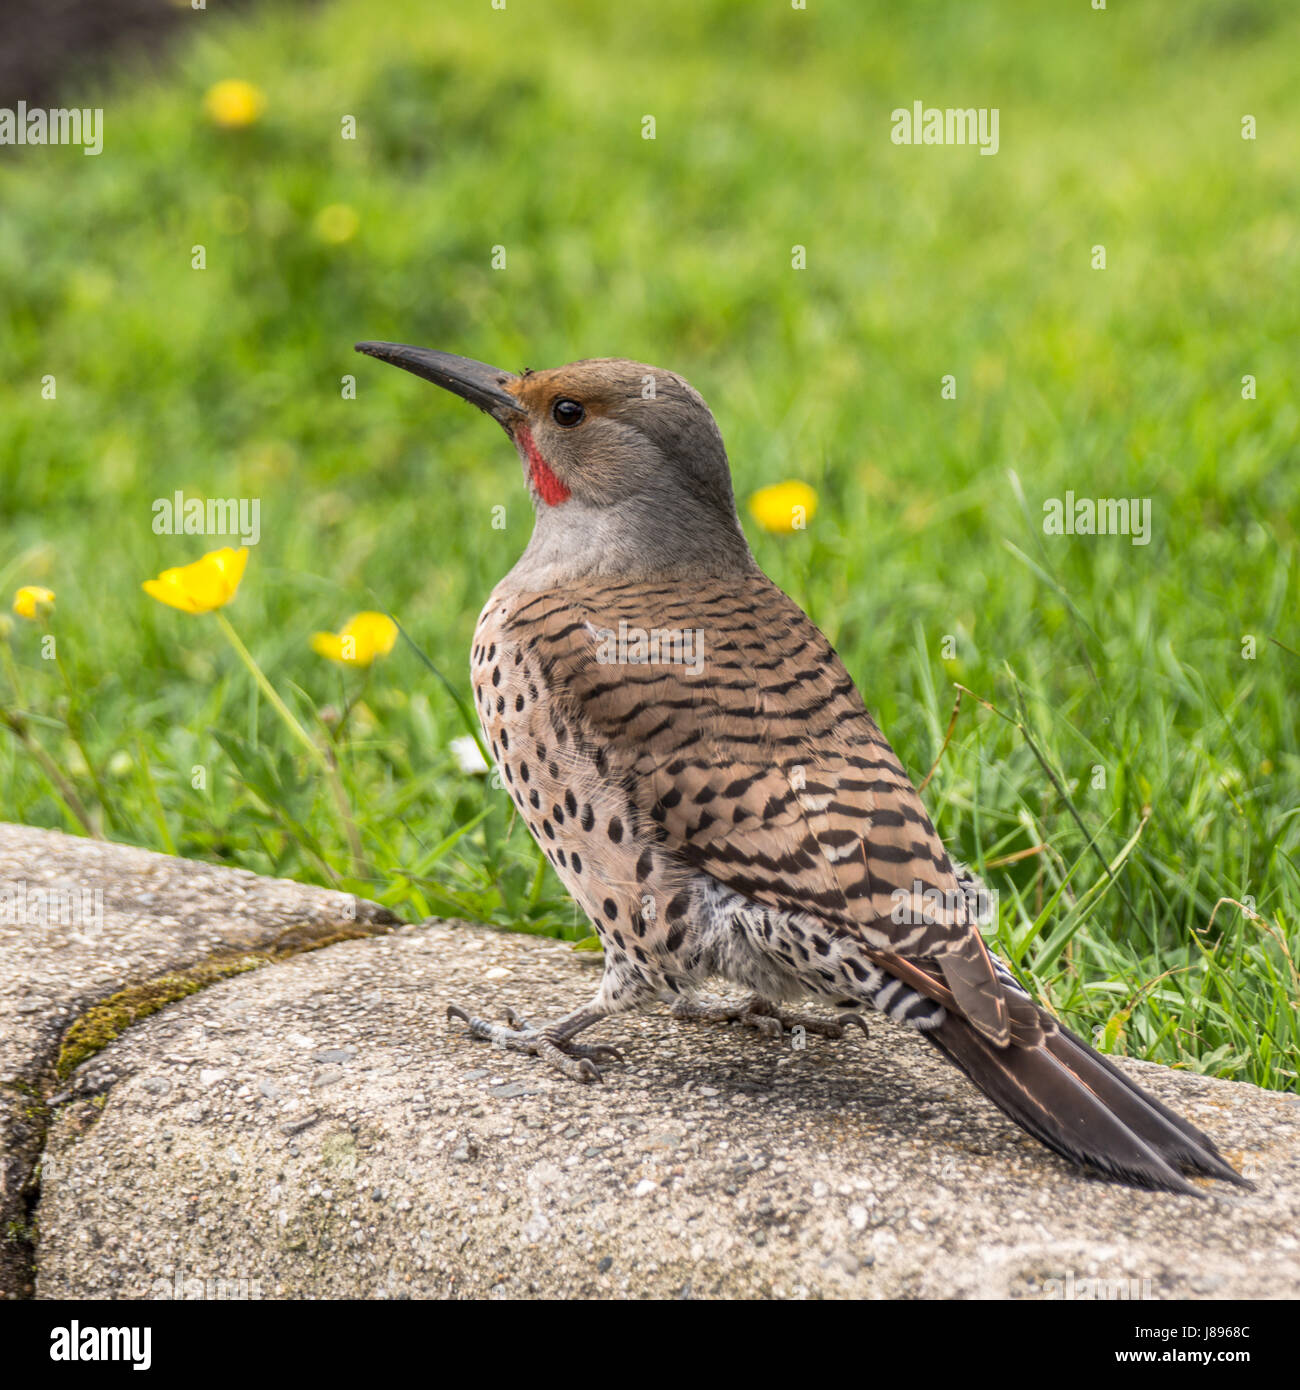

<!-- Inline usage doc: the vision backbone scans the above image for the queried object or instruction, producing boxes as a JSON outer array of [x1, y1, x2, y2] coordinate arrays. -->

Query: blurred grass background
[[1, 0, 1297, 1087]]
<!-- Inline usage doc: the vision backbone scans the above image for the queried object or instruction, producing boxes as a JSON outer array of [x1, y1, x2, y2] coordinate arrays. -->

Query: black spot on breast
[[520, 763, 530, 783], [496, 695, 505, 714], [492, 667, 501, 687], [542, 819, 555, 839], [529, 790, 540, 810], [487, 643, 496, 661], [535, 741, 546, 761], [603, 897, 618, 920], [556, 848, 567, 867], [607, 816, 623, 843], [515, 694, 525, 712], [499, 729, 509, 750], [666, 890, 690, 920], [635, 848, 654, 882], [580, 804, 594, 831], [571, 851, 583, 873], [565, 790, 578, 816], [552, 804, 565, 824]]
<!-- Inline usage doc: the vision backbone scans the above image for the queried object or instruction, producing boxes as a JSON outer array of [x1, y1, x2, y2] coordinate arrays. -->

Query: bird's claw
[[672, 995, 868, 1044], [446, 1001, 621, 1082], [501, 1005, 621, 1059]]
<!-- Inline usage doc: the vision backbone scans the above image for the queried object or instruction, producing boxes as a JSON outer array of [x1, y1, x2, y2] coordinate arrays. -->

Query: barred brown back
[[490, 567, 1014, 1044]]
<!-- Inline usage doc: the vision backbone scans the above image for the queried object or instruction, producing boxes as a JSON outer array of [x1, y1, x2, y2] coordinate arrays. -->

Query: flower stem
[[54, 642, 116, 830], [215, 612, 322, 767], [214, 611, 366, 879], [0, 708, 100, 839], [0, 637, 26, 707]]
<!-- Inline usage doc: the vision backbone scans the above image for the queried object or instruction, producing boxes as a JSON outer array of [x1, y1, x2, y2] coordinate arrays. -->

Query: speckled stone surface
[[0, 822, 395, 1296], [27, 912, 1300, 1301]]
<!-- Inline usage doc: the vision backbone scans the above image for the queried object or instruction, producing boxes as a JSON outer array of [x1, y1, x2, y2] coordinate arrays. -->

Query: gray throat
[[503, 493, 756, 590]]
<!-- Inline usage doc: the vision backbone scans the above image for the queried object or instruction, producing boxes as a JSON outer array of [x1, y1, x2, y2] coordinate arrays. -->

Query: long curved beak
[[354, 342, 524, 423]]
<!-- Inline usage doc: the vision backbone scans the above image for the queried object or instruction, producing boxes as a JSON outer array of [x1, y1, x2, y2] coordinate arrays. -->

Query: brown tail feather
[[926, 1008, 1252, 1195], [1047, 1024, 1251, 1187]]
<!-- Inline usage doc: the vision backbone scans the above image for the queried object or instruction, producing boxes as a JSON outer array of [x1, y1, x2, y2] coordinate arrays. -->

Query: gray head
[[355, 343, 755, 586]]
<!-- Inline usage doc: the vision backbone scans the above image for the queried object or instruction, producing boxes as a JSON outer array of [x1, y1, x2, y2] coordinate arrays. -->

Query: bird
[[356, 340, 1250, 1197]]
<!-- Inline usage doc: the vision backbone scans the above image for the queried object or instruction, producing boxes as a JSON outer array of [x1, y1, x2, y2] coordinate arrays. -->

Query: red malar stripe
[[516, 424, 571, 506]]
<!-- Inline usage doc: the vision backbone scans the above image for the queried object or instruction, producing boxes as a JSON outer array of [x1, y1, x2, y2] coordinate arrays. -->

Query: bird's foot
[[446, 1004, 623, 1082], [671, 994, 868, 1043]]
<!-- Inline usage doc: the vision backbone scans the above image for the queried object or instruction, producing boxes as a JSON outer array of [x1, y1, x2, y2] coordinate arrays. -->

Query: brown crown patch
[[507, 359, 666, 417]]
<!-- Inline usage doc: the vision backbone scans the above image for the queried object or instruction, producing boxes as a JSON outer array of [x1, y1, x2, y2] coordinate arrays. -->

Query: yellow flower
[[311, 612, 398, 668], [142, 548, 248, 614], [748, 480, 818, 534], [314, 204, 360, 244], [204, 79, 266, 129], [13, 585, 55, 620]]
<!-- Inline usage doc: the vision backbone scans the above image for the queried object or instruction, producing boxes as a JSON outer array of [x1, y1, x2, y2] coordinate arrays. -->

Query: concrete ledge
[[0, 823, 396, 1297], [4, 825, 1299, 1299]]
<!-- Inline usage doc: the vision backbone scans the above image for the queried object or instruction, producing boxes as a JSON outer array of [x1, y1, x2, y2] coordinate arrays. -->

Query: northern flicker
[[357, 341, 1249, 1196]]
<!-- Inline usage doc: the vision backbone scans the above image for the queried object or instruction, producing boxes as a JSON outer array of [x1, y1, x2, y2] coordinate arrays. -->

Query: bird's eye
[[552, 398, 585, 427]]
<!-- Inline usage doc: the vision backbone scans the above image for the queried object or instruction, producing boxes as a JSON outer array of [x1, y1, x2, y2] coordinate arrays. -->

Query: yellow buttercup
[[748, 480, 818, 534], [12, 585, 54, 620], [203, 80, 266, 129], [311, 612, 398, 667], [142, 547, 248, 614]]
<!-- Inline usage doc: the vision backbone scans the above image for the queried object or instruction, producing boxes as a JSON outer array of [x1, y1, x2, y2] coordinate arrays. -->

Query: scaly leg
[[446, 1002, 623, 1082], [671, 992, 868, 1042], [446, 946, 670, 1081]]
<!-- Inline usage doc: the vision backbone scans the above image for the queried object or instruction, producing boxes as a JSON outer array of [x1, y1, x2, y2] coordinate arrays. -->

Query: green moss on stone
[[55, 924, 388, 1080]]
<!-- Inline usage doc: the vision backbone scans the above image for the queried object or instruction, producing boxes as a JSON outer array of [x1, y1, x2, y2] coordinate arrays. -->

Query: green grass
[[1, 0, 1296, 1088]]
